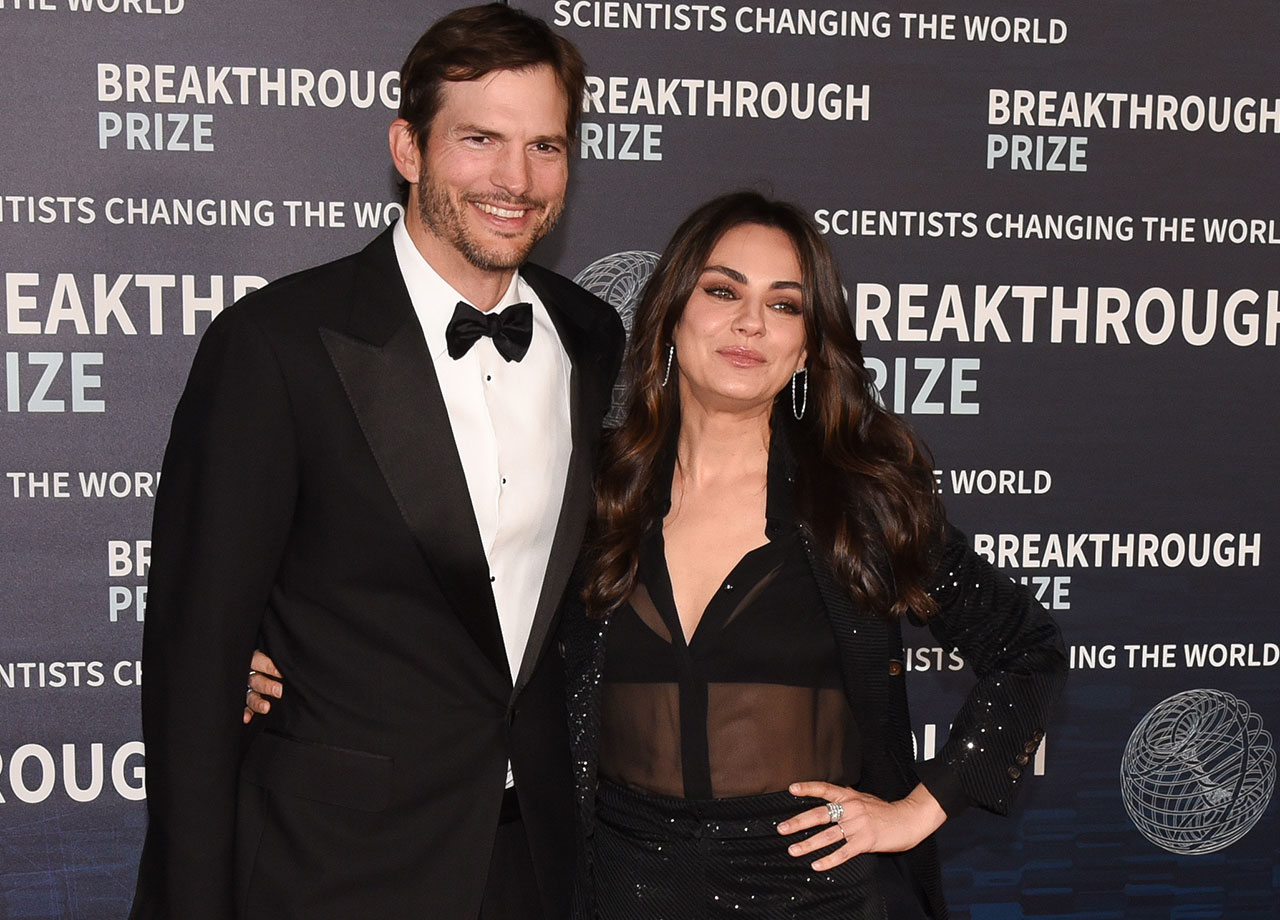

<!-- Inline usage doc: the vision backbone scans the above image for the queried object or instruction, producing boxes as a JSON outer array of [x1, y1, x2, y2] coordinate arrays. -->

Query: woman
[[248, 192, 1066, 918], [564, 191, 1067, 919]]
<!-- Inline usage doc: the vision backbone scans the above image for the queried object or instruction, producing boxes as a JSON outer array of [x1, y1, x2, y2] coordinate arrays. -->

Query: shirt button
[[887, 659, 904, 676], [489, 576, 496, 583], [501, 477, 507, 485]]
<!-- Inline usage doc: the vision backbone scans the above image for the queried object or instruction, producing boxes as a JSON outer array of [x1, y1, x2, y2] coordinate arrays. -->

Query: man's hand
[[242, 649, 284, 724]]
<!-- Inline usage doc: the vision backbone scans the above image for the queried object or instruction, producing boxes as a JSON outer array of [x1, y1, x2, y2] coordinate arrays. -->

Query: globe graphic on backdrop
[[1120, 688, 1275, 854], [574, 250, 662, 426]]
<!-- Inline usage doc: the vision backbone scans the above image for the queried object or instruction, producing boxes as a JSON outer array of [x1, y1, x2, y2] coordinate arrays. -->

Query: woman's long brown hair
[[582, 192, 943, 620]]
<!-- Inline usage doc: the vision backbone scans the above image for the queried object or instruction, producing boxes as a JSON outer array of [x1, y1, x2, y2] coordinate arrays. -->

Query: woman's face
[[672, 222, 809, 415]]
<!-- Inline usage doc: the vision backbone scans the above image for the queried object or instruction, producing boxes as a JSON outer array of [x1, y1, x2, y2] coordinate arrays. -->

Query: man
[[129, 6, 624, 919]]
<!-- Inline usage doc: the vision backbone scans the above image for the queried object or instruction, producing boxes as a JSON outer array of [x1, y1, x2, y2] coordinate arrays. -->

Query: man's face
[[415, 65, 570, 273]]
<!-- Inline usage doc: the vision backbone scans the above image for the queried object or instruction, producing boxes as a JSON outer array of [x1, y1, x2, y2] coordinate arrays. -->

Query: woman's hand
[[242, 649, 284, 724], [777, 781, 947, 871]]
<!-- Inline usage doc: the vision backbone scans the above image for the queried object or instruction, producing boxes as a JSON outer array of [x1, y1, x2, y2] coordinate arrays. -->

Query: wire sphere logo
[[574, 250, 661, 426], [1120, 689, 1275, 854]]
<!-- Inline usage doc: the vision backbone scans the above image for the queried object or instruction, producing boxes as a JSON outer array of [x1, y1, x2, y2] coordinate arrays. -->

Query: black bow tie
[[444, 301, 534, 363]]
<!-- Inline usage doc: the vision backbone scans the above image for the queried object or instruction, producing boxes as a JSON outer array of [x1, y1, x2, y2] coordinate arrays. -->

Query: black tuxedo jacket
[[130, 228, 625, 920]]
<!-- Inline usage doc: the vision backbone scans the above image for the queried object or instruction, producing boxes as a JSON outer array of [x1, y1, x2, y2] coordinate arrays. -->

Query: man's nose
[[493, 147, 531, 197]]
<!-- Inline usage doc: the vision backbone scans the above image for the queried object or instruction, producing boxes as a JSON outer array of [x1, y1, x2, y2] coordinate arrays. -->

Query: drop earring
[[791, 367, 808, 420]]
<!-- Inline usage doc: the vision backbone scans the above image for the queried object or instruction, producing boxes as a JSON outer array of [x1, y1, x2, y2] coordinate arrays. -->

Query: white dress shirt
[[392, 219, 573, 687]]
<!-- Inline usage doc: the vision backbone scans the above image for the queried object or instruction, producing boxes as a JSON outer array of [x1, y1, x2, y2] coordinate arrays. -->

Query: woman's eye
[[704, 285, 735, 298], [771, 300, 802, 314]]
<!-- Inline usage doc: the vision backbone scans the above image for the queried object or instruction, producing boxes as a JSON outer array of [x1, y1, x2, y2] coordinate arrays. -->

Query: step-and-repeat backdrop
[[2, 1, 1275, 916]]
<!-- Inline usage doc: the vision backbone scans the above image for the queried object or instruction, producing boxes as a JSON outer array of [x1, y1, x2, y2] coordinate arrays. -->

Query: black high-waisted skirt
[[591, 780, 928, 920]]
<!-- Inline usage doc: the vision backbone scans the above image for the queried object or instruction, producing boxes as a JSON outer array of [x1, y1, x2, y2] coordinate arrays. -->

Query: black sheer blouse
[[598, 441, 862, 800]]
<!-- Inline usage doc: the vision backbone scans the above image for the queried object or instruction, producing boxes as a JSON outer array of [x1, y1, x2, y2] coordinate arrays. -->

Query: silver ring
[[826, 801, 844, 823]]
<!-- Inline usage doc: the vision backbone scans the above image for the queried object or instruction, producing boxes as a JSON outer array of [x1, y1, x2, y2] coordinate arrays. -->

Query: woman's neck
[[674, 400, 772, 490]]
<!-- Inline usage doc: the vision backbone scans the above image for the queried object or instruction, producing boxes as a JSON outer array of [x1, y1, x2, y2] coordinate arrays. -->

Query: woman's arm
[[917, 523, 1068, 816]]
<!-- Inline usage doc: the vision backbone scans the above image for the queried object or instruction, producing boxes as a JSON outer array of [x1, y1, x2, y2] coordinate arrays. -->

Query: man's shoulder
[[520, 261, 588, 299], [522, 261, 623, 340], [233, 246, 364, 315], [220, 231, 394, 332]]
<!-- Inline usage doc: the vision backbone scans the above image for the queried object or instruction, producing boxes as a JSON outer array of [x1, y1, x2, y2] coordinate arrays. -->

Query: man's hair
[[399, 3, 587, 150]]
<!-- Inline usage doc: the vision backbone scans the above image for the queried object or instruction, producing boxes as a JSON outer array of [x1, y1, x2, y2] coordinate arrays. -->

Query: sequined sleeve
[[560, 591, 608, 920], [916, 523, 1068, 817]]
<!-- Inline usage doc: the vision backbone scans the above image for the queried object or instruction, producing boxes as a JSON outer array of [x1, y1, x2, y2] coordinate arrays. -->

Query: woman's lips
[[717, 346, 766, 366]]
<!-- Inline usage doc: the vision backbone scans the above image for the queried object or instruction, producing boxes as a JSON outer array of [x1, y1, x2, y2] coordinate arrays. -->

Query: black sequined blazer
[[564, 508, 1067, 919]]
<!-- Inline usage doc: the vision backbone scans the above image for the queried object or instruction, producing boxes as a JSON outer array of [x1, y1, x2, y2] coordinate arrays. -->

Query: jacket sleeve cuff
[[913, 758, 971, 819]]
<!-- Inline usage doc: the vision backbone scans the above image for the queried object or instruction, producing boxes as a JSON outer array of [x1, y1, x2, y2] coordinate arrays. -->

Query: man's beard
[[417, 168, 564, 271]]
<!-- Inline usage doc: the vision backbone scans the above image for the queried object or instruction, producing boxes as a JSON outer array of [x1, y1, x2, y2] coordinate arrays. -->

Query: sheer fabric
[[599, 522, 861, 799]]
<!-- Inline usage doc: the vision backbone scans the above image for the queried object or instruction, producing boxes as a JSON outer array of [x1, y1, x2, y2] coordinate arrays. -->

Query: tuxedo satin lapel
[[512, 270, 605, 697], [320, 236, 509, 680]]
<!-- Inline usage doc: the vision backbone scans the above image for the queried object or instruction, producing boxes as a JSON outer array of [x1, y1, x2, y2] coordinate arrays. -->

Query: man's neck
[[403, 213, 516, 312]]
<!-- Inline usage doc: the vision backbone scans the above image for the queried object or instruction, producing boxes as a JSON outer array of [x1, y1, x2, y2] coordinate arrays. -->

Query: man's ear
[[389, 119, 421, 184]]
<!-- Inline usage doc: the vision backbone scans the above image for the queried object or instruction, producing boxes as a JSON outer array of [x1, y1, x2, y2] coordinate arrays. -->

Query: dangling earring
[[791, 367, 808, 420], [662, 344, 675, 386]]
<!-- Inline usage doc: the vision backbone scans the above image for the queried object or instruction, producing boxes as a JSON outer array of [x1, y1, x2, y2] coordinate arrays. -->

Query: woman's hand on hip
[[777, 781, 946, 871]]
